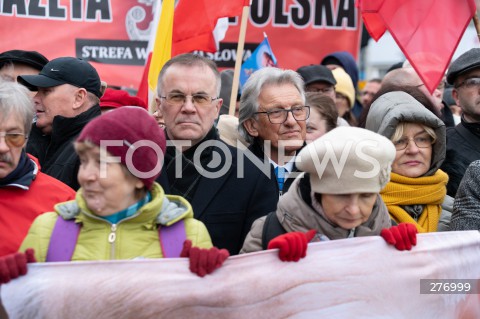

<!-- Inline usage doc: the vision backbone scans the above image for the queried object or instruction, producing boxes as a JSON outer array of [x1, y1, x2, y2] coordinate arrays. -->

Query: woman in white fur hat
[[241, 126, 418, 261]]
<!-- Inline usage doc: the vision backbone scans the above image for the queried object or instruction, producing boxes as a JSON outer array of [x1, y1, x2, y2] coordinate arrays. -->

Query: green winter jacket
[[20, 183, 212, 261]]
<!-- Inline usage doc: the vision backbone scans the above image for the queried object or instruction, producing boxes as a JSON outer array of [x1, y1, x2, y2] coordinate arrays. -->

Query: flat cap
[[446, 48, 480, 85], [296, 64, 336, 86], [0, 50, 48, 71]]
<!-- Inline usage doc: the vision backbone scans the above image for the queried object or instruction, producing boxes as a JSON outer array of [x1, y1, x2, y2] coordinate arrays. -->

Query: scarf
[[100, 192, 151, 224], [380, 170, 448, 233], [164, 127, 217, 202], [276, 176, 391, 240], [0, 151, 35, 189]]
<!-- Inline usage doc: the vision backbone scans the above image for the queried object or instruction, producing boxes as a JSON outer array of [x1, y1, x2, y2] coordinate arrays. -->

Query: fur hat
[[217, 114, 248, 149], [332, 68, 355, 108], [297, 126, 396, 194], [77, 107, 166, 189]]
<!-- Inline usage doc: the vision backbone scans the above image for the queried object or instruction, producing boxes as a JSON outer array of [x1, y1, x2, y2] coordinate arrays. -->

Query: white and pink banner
[[2, 231, 480, 318]]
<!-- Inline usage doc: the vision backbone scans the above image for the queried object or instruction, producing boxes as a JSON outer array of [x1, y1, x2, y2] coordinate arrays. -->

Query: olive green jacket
[[20, 183, 212, 261]]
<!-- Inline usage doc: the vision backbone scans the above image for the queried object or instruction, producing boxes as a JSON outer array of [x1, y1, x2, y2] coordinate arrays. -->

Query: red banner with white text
[[0, 0, 361, 91]]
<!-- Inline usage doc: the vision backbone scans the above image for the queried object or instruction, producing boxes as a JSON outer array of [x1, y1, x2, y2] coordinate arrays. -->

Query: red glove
[[0, 248, 36, 284], [381, 223, 418, 251], [267, 230, 316, 262], [180, 240, 229, 277]]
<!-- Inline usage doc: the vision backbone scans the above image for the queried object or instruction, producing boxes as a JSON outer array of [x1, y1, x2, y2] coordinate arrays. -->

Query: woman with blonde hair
[[365, 91, 451, 232]]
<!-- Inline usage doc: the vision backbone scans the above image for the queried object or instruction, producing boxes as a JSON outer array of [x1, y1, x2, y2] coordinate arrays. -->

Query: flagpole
[[473, 13, 480, 42], [229, 2, 250, 116]]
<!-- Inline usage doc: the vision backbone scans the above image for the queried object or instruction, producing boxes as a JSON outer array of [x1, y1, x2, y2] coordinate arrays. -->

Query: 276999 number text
[[420, 279, 479, 294]]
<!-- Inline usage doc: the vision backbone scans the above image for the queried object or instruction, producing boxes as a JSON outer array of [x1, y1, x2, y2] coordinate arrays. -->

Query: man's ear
[[214, 98, 223, 117], [72, 88, 88, 110], [243, 118, 259, 137], [451, 88, 460, 107], [154, 95, 162, 113]]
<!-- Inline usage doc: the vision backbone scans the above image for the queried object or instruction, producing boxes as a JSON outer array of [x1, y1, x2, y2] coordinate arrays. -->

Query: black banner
[[76, 39, 148, 65]]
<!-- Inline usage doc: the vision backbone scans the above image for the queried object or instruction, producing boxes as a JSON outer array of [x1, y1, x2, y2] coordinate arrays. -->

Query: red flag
[[356, 0, 386, 41], [359, 0, 476, 94], [172, 0, 249, 55], [136, 0, 174, 107], [136, 54, 152, 107], [138, 0, 248, 104]]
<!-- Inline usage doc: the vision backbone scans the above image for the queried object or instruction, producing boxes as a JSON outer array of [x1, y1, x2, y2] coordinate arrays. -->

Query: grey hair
[[156, 53, 221, 97], [87, 91, 100, 106], [0, 81, 34, 135], [238, 67, 305, 144]]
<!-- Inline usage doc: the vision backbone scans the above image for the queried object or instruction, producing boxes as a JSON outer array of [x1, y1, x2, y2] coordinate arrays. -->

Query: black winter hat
[[18, 57, 102, 97], [296, 65, 337, 86], [446, 48, 480, 85], [0, 50, 48, 71]]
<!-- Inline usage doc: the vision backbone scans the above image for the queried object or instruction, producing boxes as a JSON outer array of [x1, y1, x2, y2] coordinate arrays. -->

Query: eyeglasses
[[255, 106, 310, 124], [306, 86, 334, 94], [160, 92, 219, 107], [0, 132, 27, 147], [361, 91, 375, 97], [416, 80, 446, 91], [455, 77, 480, 89], [393, 135, 433, 151], [437, 80, 445, 91]]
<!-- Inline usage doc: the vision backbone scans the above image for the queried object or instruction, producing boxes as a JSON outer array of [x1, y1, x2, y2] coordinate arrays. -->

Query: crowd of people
[[1, 46, 479, 286]]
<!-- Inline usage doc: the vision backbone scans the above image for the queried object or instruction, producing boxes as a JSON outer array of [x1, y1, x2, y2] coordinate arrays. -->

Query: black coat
[[26, 105, 101, 190], [441, 122, 480, 197], [158, 134, 278, 255]]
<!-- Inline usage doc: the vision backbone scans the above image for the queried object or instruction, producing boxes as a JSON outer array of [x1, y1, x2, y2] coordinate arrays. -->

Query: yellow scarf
[[380, 170, 448, 233]]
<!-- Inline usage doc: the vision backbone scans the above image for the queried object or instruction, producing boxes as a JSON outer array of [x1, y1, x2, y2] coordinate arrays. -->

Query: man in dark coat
[[155, 54, 278, 255], [441, 48, 480, 197], [18, 57, 102, 190]]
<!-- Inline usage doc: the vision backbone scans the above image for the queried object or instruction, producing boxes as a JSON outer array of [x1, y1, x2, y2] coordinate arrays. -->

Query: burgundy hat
[[100, 88, 147, 110], [77, 107, 165, 189]]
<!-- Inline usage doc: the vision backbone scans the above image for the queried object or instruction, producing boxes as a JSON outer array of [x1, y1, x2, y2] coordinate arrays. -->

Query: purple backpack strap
[[46, 217, 81, 262], [158, 219, 186, 258]]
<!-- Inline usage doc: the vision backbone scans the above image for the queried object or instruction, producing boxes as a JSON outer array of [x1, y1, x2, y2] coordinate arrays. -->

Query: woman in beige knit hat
[[241, 126, 419, 260], [332, 68, 357, 126], [365, 91, 451, 233]]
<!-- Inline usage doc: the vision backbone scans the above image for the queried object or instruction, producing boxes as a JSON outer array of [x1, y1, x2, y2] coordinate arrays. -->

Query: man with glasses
[[441, 48, 480, 197], [239, 67, 308, 196], [296, 64, 337, 101], [382, 67, 444, 115], [155, 54, 277, 255], [379, 67, 455, 127], [0, 81, 75, 257]]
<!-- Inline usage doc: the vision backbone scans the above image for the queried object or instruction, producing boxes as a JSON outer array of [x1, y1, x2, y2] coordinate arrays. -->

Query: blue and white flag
[[240, 37, 277, 90]]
